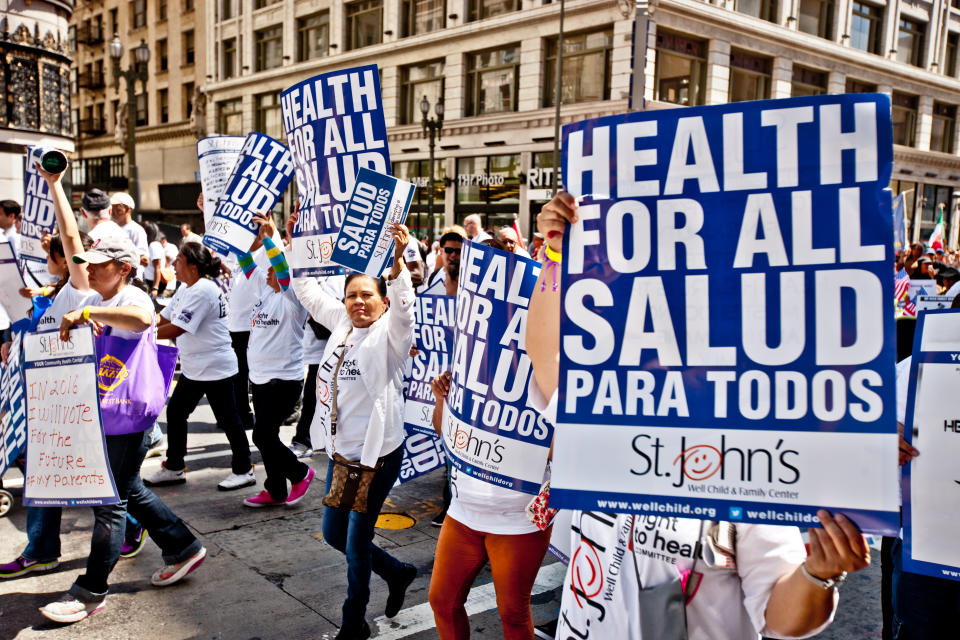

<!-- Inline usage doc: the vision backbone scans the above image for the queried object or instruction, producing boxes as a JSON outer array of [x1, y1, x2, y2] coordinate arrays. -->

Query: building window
[[896, 18, 926, 66], [183, 0, 194, 12], [158, 88, 169, 123], [946, 32, 959, 77], [109, 8, 118, 36], [255, 25, 283, 71], [135, 92, 148, 126], [850, 2, 883, 55], [892, 92, 918, 147], [131, 0, 146, 29], [729, 50, 771, 102], [255, 0, 281, 8], [346, 0, 383, 51], [465, 45, 519, 116], [920, 184, 954, 233], [467, 0, 520, 22], [736, 0, 778, 22], [654, 30, 707, 106], [157, 39, 168, 72], [402, 0, 445, 36], [218, 98, 243, 136], [931, 102, 957, 154], [455, 154, 522, 229], [184, 82, 194, 119], [845, 78, 877, 93], [791, 65, 828, 96], [297, 12, 329, 62], [256, 92, 283, 140], [400, 60, 444, 124], [797, 0, 833, 38], [183, 30, 195, 66], [222, 0, 241, 19], [222, 38, 236, 79], [158, 0, 167, 21], [543, 28, 613, 107]]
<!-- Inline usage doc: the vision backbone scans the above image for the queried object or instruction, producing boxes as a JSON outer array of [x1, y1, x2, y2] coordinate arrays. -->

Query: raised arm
[[526, 191, 578, 402], [386, 223, 415, 361], [36, 161, 89, 290]]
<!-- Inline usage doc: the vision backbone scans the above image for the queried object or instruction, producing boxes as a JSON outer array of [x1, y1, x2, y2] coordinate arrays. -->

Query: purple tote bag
[[95, 329, 178, 436]]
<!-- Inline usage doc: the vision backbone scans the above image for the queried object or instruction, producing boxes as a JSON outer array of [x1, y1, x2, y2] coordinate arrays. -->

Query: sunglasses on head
[[444, 247, 461, 255]]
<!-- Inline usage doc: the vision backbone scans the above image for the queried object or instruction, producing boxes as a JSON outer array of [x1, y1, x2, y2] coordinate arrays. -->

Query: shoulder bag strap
[[328, 327, 353, 451]]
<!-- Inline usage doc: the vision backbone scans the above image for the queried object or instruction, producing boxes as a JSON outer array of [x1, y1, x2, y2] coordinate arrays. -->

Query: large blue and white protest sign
[[396, 432, 446, 486], [20, 146, 56, 267], [902, 309, 960, 581], [0, 329, 25, 476], [198, 135, 246, 226], [552, 94, 900, 533], [404, 294, 455, 436], [330, 168, 415, 277], [22, 327, 118, 507], [440, 241, 552, 495], [202, 132, 294, 256], [281, 64, 390, 276]]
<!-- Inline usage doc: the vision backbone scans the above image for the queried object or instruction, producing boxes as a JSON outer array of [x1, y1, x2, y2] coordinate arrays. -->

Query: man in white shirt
[[463, 214, 492, 243], [180, 223, 203, 245], [81, 189, 125, 242], [402, 237, 424, 288], [497, 226, 531, 259], [0, 199, 22, 256], [110, 192, 149, 276]]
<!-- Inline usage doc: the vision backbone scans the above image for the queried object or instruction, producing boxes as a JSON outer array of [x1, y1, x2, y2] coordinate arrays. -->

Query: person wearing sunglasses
[[420, 230, 463, 295]]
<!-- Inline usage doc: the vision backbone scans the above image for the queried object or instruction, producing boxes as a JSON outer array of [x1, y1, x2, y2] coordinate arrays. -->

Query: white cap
[[110, 192, 135, 209]]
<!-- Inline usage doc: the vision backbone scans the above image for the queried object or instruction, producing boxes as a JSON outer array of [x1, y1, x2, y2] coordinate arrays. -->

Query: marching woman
[[145, 242, 255, 491], [290, 214, 417, 640], [240, 214, 315, 507], [35, 162, 204, 623], [524, 191, 871, 639]]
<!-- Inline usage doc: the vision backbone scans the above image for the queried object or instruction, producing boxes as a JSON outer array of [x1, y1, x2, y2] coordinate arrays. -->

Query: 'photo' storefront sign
[[553, 94, 900, 534], [202, 132, 295, 256], [281, 64, 390, 276]]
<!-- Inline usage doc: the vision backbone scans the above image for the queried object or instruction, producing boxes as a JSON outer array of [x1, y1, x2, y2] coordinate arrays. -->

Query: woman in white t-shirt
[[525, 191, 871, 640], [145, 242, 255, 491], [289, 214, 418, 640], [241, 214, 315, 507]]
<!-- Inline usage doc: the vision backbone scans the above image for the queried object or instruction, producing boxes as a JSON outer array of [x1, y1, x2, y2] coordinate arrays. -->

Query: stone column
[[704, 39, 731, 105], [771, 56, 793, 98], [444, 52, 465, 121], [917, 94, 934, 151], [517, 37, 542, 112]]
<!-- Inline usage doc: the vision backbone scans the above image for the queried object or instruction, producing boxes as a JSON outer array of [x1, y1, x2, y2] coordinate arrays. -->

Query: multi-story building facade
[[69, 0, 207, 218], [201, 0, 960, 243], [0, 0, 75, 198]]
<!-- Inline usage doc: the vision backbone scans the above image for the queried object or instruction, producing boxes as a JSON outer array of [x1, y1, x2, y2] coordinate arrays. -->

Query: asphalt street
[[0, 398, 884, 639]]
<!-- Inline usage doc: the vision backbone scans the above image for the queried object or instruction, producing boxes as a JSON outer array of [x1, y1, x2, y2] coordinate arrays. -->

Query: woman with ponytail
[[145, 242, 255, 491]]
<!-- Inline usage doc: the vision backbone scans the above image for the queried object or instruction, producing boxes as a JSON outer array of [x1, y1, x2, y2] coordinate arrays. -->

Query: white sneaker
[[39, 593, 106, 624], [217, 466, 256, 491], [289, 442, 313, 458], [143, 462, 186, 486]]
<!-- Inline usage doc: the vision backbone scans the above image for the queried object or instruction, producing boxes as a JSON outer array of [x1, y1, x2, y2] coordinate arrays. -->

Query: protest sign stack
[[281, 64, 390, 277], [202, 132, 295, 256], [552, 94, 900, 534]]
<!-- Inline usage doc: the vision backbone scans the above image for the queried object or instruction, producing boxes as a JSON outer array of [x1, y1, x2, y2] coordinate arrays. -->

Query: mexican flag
[[929, 206, 945, 251]]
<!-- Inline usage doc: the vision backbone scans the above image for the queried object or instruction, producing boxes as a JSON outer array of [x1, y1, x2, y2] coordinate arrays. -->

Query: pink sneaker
[[286, 467, 316, 506], [243, 490, 285, 508]]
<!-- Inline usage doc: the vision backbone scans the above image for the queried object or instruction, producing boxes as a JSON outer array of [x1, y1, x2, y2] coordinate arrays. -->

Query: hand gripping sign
[[202, 132, 295, 256], [197, 135, 246, 226], [440, 241, 553, 495], [330, 168, 416, 277], [280, 64, 390, 276], [403, 294, 456, 436], [901, 309, 960, 581], [551, 94, 900, 534], [22, 326, 119, 507]]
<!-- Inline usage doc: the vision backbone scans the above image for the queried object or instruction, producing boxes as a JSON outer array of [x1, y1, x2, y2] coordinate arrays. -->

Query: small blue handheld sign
[[202, 132, 295, 256], [329, 168, 416, 277], [403, 294, 455, 437]]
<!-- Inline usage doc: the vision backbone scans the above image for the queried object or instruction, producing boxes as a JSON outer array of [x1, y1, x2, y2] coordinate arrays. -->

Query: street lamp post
[[421, 95, 444, 238], [109, 35, 149, 208]]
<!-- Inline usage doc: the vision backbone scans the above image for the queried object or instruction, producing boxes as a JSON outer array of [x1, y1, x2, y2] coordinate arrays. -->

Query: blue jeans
[[70, 431, 202, 602], [890, 537, 960, 638], [322, 445, 405, 630]]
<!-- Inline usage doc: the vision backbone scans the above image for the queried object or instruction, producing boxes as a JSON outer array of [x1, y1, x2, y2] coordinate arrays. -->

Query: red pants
[[428, 516, 551, 640]]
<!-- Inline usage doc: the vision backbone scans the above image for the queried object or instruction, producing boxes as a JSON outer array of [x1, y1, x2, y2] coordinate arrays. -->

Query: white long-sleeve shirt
[[291, 270, 415, 466]]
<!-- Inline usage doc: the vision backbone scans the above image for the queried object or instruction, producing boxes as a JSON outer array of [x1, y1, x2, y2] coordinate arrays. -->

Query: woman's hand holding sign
[[389, 222, 410, 281]]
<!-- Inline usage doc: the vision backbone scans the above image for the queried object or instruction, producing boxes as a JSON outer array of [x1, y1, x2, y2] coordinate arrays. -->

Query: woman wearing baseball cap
[[39, 230, 206, 624]]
